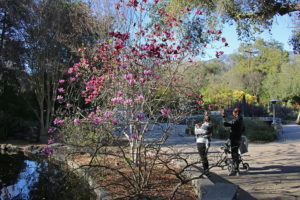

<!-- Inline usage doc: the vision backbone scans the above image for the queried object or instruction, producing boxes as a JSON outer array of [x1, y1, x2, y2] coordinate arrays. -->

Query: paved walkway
[[165, 124, 300, 200]]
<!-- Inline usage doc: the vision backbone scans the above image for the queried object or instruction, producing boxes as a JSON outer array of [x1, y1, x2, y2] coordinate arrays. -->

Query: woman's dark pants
[[197, 143, 209, 171]]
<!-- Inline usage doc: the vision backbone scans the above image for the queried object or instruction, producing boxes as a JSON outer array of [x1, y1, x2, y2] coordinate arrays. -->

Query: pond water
[[0, 152, 95, 200]]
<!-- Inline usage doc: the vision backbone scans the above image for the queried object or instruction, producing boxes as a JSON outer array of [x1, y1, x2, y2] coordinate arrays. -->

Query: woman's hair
[[204, 115, 210, 122]]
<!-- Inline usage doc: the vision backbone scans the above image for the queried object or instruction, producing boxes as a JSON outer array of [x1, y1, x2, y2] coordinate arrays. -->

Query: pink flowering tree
[[50, 0, 227, 197]]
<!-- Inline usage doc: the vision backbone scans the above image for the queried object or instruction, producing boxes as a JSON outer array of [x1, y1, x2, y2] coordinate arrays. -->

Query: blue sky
[[202, 14, 295, 60]]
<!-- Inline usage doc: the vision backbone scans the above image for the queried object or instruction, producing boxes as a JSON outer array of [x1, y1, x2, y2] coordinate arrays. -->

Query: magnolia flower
[[48, 139, 55, 145], [116, 91, 124, 96], [196, 100, 203, 105], [137, 95, 144, 101], [140, 78, 146, 83], [58, 88, 65, 93], [112, 119, 118, 125], [74, 119, 81, 125], [124, 73, 133, 80], [68, 67, 74, 74], [44, 147, 54, 155], [131, 133, 138, 139], [59, 79, 65, 84], [53, 117, 64, 125], [195, 10, 202, 15], [103, 111, 112, 119], [135, 113, 145, 119], [56, 95, 64, 101], [111, 97, 123, 104], [70, 77, 76, 82], [198, 94, 204, 98], [143, 70, 152, 75], [128, 79, 135, 85], [48, 128, 56, 134], [154, 75, 160, 79], [92, 117, 102, 124], [124, 99, 132, 105], [160, 108, 169, 115]]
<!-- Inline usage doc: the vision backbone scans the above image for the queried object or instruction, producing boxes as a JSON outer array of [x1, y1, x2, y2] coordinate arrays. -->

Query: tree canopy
[[164, 0, 300, 38]]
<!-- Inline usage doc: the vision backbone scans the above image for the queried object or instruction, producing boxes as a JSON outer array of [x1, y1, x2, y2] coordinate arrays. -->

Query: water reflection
[[0, 153, 94, 200]]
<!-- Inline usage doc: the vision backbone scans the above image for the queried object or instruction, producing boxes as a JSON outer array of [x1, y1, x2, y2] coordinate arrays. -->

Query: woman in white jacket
[[195, 115, 213, 175]]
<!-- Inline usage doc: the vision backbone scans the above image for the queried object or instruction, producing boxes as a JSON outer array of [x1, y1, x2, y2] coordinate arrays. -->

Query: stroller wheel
[[242, 163, 250, 172]]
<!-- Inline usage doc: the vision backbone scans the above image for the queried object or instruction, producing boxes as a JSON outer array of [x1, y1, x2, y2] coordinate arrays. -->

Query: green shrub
[[243, 119, 277, 142]]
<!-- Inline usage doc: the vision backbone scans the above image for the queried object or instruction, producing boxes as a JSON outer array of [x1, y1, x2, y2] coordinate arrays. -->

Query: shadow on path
[[248, 165, 300, 175]]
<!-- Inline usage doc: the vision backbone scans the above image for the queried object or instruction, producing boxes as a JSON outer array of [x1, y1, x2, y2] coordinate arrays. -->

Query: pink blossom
[[124, 99, 132, 105], [48, 128, 56, 134], [92, 117, 102, 124], [70, 77, 76, 82], [140, 78, 146, 83], [154, 0, 159, 3], [195, 10, 202, 15], [128, 79, 135, 85], [111, 97, 123, 103], [196, 100, 203, 105], [124, 73, 134, 80], [48, 139, 55, 144], [203, 43, 207, 47], [66, 103, 72, 109], [103, 111, 112, 119], [131, 133, 138, 139], [137, 95, 144, 101], [187, 93, 193, 97], [216, 30, 222, 34], [160, 108, 170, 115], [209, 104, 214, 110], [58, 88, 65, 93], [221, 37, 226, 42], [135, 113, 145, 119], [44, 147, 54, 155], [119, 64, 127, 70], [143, 70, 152, 75], [214, 36, 219, 40], [116, 91, 124, 96], [74, 119, 81, 125], [198, 94, 204, 98], [88, 112, 95, 118], [75, 72, 81, 78], [155, 75, 160, 79], [59, 79, 65, 84], [112, 119, 118, 125], [115, 3, 120, 10], [127, 0, 138, 7], [154, 60, 160, 65], [53, 117, 64, 125], [68, 67, 74, 74], [56, 95, 64, 101], [154, 24, 160, 31]]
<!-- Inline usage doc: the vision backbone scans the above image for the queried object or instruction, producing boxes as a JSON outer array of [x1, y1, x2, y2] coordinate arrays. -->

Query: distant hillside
[[205, 54, 233, 70]]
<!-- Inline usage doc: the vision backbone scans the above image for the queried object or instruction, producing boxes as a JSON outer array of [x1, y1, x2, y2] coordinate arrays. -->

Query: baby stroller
[[217, 136, 250, 173]]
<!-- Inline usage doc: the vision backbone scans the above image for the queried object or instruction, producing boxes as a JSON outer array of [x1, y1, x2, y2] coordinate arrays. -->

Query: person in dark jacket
[[222, 107, 245, 176]]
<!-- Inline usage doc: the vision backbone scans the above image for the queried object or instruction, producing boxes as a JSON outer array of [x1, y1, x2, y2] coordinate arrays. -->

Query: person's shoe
[[228, 171, 236, 176]]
